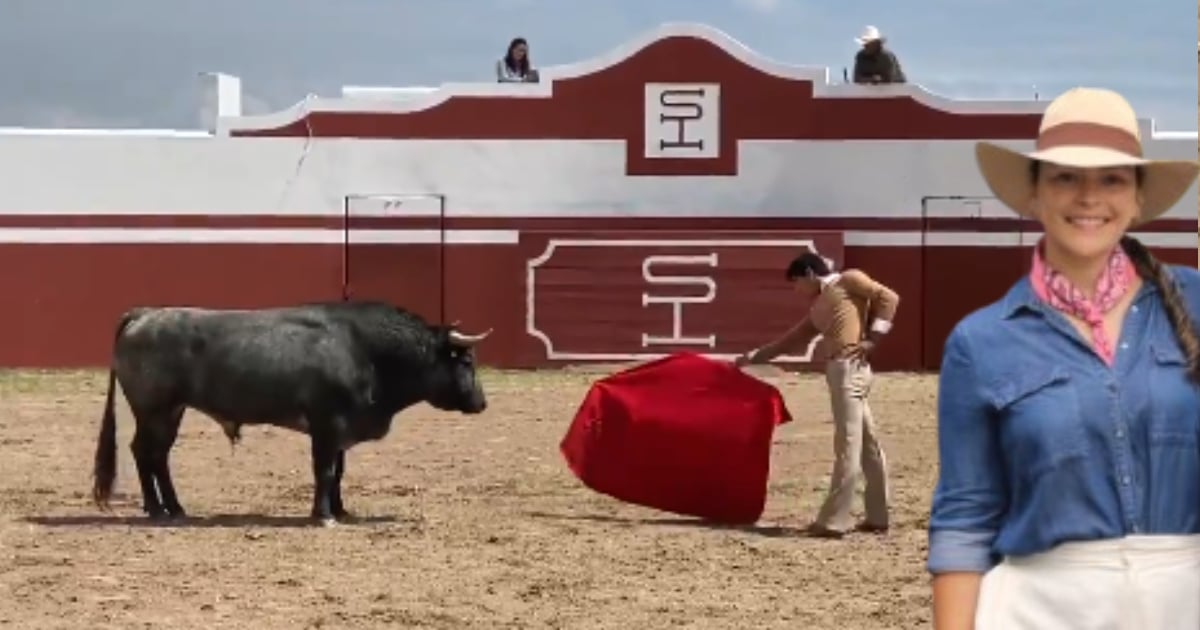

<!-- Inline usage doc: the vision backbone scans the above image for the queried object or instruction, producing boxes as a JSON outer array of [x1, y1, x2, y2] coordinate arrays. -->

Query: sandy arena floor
[[0, 365, 941, 629]]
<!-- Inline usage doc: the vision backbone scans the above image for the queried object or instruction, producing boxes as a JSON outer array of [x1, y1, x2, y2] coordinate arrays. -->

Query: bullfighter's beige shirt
[[754, 269, 900, 362]]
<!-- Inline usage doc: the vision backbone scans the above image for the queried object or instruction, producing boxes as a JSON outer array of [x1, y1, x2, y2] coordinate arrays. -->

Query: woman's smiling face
[[1032, 161, 1142, 264]]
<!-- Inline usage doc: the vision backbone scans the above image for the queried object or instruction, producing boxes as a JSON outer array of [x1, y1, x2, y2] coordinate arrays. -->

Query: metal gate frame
[[341, 193, 448, 324], [918, 195, 999, 369]]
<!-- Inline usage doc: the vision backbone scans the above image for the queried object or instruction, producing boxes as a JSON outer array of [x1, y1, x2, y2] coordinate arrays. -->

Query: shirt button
[[1121, 475, 1131, 485], [1115, 428, 1125, 438], [1120, 343, 1128, 350], [1131, 305, 1139, 313]]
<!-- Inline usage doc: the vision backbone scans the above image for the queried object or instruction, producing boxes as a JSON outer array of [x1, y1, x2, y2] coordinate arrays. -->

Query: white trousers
[[975, 534, 1200, 630]]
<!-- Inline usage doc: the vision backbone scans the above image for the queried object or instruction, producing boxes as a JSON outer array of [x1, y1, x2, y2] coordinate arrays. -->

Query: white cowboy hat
[[975, 86, 1200, 225], [855, 26, 883, 44]]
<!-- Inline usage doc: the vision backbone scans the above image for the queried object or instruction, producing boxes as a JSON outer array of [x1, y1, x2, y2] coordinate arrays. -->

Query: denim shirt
[[926, 264, 1200, 575]]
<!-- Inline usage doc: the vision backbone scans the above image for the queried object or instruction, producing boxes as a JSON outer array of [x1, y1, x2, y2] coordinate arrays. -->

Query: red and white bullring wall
[[1, 23, 1195, 372]]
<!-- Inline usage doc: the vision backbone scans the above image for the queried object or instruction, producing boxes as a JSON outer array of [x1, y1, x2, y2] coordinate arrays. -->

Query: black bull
[[91, 301, 492, 526]]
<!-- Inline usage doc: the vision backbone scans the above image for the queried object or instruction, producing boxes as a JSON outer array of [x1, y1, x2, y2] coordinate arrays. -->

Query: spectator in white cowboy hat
[[852, 25, 906, 85], [927, 86, 1200, 629]]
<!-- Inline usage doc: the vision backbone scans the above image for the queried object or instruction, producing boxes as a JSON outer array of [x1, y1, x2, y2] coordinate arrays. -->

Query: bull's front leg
[[330, 450, 349, 520], [308, 433, 340, 527]]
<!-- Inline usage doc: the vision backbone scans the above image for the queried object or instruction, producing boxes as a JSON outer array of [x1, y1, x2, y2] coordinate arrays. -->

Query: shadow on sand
[[22, 512, 403, 529], [524, 510, 805, 538]]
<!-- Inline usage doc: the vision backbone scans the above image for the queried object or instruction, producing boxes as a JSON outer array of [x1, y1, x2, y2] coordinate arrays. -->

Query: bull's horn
[[448, 328, 493, 346]]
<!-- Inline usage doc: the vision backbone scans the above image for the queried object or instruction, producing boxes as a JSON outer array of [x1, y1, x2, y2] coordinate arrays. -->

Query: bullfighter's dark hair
[[785, 252, 832, 281], [1029, 159, 1200, 384]]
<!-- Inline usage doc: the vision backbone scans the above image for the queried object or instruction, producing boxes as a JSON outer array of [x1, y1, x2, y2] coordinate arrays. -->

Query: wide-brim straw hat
[[975, 86, 1200, 226]]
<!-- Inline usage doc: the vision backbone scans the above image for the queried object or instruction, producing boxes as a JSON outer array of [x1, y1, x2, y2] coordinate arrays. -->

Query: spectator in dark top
[[496, 37, 539, 83], [852, 26, 906, 85]]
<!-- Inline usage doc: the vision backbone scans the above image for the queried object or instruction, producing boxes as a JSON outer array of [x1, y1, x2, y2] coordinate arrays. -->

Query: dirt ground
[[0, 365, 942, 629]]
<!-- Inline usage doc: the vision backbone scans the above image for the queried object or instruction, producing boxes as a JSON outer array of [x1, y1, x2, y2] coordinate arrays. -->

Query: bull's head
[[426, 322, 493, 414]]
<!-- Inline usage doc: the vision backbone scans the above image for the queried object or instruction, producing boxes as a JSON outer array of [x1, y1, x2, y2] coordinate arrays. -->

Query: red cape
[[560, 352, 794, 524]]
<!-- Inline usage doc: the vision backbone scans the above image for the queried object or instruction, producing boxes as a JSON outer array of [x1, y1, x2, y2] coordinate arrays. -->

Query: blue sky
[[0, 0, 1194, 130]]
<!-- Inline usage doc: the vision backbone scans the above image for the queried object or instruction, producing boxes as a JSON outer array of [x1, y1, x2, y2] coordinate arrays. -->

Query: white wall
[[0, 133, 1193, 221]]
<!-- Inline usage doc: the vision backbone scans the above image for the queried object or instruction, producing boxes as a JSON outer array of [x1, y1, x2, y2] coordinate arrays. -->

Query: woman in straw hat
[[926, 86, 1200, 629]]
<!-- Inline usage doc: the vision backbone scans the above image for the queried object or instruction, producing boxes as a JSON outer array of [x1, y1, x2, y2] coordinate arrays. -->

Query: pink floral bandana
[[1029, 239, 1134, 366]]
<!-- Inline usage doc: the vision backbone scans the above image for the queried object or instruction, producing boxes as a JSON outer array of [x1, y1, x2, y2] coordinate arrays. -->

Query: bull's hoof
[[311, 509, 338, 528], [146, 510, 188, 525]]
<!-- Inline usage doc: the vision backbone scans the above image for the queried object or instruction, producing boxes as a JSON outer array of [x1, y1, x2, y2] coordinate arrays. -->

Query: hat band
[[1036, 122, 1143, 157]]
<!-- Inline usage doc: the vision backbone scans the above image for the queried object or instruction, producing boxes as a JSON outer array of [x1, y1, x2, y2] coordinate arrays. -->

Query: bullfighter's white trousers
[[974, 534, 1200, 630]]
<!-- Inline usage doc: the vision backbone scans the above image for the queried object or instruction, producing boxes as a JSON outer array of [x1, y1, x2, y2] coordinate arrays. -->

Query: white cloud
[[734, 0, 781, 13]]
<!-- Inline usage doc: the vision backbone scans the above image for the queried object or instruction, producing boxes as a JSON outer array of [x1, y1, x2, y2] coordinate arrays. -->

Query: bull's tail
[[91, 309, 143, 510], [91, 365, 120, 510]]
